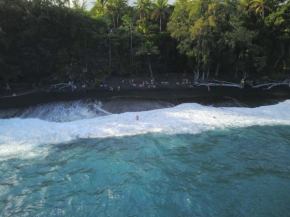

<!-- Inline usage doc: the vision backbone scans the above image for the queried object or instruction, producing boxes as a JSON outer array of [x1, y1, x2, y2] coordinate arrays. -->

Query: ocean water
[[1, 101, 290, 216]]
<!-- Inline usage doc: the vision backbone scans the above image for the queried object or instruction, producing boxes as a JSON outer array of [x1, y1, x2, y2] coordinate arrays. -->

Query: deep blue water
[[1, 125, 290, 217]]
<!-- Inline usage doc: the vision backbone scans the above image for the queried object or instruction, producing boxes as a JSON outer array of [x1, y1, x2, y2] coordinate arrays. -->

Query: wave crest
[[1, 100, 290, 160], [0, 100, 110, 122]]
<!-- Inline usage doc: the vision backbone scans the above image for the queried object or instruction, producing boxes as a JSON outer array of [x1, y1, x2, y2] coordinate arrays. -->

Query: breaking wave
[[0, 100, 110, 122], [1, 100, 290, 160]]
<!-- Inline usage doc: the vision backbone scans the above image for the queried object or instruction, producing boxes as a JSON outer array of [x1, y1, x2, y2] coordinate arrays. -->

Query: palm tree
[[135, 0, 152, 20], [137, 19, 157, 35], [111, 0, 128, 27], [136, 41, 159, 77], [106, 0, 127, 28], [106, 1, 118, 28], [246, 0, 271, 19], [151, 0, 169, 32], [122, 14, 135, 55], [91, 0, 108, 16]]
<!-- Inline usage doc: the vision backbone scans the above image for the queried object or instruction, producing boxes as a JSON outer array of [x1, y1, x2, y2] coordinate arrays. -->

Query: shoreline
[[1, 86, 290, 110]]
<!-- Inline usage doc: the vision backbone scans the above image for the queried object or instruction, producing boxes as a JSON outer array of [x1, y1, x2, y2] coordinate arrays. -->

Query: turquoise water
[[1, 126, 290, 216]]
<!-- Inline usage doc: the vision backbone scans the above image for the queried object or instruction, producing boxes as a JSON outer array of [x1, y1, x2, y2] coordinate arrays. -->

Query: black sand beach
[[1, 85, 290, 112]]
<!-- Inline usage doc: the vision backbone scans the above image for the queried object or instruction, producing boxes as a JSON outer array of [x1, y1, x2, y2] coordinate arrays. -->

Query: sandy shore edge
[[0, 86, 290, 110]]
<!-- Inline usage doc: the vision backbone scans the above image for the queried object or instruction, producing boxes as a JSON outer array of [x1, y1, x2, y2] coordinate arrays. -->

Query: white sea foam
[[1, 100, 290, 160], [0, 100, 110, 122]]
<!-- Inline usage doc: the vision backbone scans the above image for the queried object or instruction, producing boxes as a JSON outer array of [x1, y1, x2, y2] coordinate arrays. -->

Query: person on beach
[[68, 81, 74, 92], [136, 115, 139, 121], [240, 79, 245, 88]]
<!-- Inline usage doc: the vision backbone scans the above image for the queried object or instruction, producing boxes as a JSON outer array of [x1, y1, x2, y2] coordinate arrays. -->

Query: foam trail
[[0, 100, 110, 122], [1, 100, 290, 160]]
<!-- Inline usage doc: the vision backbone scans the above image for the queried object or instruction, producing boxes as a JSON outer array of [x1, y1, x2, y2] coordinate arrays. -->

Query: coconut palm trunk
[[117, 14, 120, 27], [159, 16, 162, 32], [130, 24, 133, 53], [148, 56, 153, 77], [109, 31, 112, 67], [215, 61, 220, 76], [136, 41, 159, 77]]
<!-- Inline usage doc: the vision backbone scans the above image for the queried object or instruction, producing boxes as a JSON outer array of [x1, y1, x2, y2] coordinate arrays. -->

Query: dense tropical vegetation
[[0, 0, 289, 87]]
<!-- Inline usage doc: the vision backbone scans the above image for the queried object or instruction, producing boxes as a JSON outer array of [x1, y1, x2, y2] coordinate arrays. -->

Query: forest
[[0, 0, 289, 86]]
